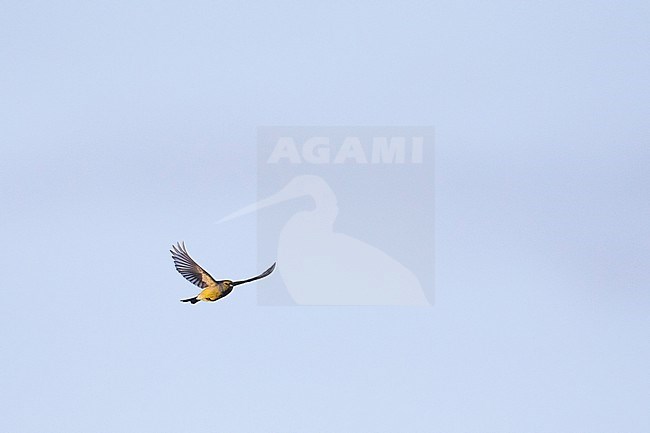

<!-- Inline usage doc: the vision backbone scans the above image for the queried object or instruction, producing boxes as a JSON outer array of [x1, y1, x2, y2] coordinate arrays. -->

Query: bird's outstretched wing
[[232, 262, 276, 286], [170, 242, 218, 288]]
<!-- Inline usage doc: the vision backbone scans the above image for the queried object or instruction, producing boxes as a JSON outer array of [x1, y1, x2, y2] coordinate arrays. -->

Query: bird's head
[[222, 280, 234, 289]]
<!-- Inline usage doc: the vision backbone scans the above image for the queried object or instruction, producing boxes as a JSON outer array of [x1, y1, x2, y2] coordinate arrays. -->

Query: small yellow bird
[[170, 242, 276, 304]]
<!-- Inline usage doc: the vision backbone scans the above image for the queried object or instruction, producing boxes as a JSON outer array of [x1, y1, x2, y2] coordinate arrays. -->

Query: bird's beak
[[217, 183, 301, 223]]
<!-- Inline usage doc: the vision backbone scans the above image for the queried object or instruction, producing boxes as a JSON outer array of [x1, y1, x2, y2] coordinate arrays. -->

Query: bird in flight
[[170, 242, 276, 304]]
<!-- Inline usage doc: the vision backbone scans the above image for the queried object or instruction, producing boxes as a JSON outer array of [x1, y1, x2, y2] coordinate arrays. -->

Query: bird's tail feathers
[[181, 297, 200, 304]]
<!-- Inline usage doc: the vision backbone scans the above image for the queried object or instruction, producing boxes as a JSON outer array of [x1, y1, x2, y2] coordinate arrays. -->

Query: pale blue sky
[[1, 1, 649, 432]]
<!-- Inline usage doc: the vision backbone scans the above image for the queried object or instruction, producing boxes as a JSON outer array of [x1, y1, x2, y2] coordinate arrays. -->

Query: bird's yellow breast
[[197, 287, 221, 302]]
